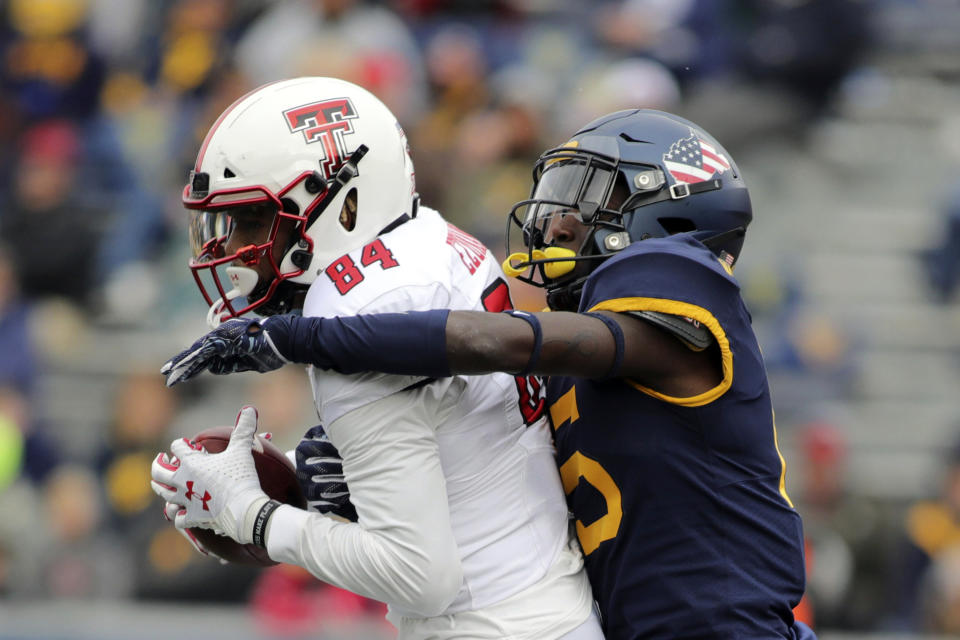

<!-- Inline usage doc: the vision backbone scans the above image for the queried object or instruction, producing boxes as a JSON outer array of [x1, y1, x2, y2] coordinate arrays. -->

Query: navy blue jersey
[[549, 235, 808, 639]]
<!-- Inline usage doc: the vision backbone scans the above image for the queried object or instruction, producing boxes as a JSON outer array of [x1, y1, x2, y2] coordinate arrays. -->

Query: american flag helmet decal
[[662, 129, 731, 185]]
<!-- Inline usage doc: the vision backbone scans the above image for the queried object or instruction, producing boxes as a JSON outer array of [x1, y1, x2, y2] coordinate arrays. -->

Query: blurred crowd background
[[2, 0, 960, 638]]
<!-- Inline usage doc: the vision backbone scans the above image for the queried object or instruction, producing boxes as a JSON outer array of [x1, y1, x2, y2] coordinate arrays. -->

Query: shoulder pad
[[629, 310, 714, 350]]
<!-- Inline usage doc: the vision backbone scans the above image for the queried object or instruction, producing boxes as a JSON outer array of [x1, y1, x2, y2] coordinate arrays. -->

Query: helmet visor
[[186, 203, 290, 324], [189, 209, 231, 261], [512, 159, 616, 253], [530, 159, 614, 221], [188, 203, 279, 263]]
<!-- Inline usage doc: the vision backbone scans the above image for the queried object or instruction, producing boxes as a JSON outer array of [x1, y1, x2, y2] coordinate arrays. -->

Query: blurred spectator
[[41, 464, 134, 598], [0, 244, 37, 396], [0, 120, 106, 307], [0, 245, 62, 486], [920, 544, 960, 635], [0, 383, 57, 488], [742, 267, 861, 424], [794, 421, 897, 630], [556, 56, 680, 135], [233, 0, 427, 122], [920, 181, 960, 302], [0, 0, 106, 120], [737, 0, 873, 118], [149, 0, 237, 97], [0, 409, 24, 493], [96, 367, 179, 531], [886, 435, 960, 631], [0, 473, 40, 597], [0, 463, 133, 599], [798, 422, 854, 629], [250, 563, 389, 637], [591, 0, 708, 85], [439, 62, 554, 241], [134, 521, 263, 603], [410, 21, 490, 209]]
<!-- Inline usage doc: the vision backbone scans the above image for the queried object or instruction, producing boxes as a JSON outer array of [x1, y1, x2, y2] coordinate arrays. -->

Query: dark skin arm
[[446, 310, 722, 397]]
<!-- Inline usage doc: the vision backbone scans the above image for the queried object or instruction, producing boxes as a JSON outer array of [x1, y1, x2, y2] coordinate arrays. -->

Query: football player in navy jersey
[[164, 109, 816, 640]]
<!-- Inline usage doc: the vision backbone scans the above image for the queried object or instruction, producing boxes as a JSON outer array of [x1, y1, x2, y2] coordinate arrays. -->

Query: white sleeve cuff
[[264, 503, 318, 563]]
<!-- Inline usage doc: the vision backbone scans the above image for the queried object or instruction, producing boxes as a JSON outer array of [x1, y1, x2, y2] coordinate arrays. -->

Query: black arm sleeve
[[274, 310, 453, 377]]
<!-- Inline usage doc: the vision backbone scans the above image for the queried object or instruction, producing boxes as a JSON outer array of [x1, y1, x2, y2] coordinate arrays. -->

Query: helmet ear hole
[[339, 188, 358, 231], [659, 217, 696, 235]]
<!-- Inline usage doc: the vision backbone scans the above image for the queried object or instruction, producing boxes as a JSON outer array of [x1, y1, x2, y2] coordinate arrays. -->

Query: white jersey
[[265, 207, 597, 638]]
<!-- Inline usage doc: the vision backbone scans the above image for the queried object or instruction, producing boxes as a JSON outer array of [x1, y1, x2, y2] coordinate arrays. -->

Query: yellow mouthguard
[[502, 247, 577, 279]]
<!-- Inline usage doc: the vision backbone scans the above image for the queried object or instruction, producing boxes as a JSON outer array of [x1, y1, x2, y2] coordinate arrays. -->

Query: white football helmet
[[183, 77, 417, 325]]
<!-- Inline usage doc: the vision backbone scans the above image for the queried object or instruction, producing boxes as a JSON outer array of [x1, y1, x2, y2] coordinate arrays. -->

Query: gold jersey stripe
[[588, 297, 733, 407]]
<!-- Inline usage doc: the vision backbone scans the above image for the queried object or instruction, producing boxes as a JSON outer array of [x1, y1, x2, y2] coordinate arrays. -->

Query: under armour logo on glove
[[149, 406, 271, 545], [295, 424, 358, 522], [184, 481, 212, 511]]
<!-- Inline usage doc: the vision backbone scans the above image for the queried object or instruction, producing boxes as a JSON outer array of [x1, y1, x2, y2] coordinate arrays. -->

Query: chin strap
[[207, 289, 243, 328], [304, 144, 369, 229], [206, 266, 261, 328]]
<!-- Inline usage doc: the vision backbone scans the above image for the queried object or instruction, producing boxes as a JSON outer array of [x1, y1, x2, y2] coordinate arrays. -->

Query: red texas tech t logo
[[283, 98, 358, 178]]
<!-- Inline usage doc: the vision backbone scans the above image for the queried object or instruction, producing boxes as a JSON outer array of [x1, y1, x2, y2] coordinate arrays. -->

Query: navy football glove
[[295, 425, 358, 522], [161, 316, 293, 387]]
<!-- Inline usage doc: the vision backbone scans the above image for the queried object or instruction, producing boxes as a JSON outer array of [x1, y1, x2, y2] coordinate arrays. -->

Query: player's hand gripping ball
[[159, 425, 306, 566]]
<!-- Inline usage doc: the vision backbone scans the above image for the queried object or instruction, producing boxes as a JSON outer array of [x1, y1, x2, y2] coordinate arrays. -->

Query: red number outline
[[481, 278, 546, 425]]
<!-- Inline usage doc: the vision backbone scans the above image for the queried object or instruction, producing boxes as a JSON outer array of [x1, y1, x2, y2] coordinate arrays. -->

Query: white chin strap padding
[[206, 266, 261, 328], [226, 266, 260, 296]]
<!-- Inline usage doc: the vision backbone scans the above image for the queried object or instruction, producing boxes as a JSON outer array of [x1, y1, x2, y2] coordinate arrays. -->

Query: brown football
[[187, 425, 306, 566]]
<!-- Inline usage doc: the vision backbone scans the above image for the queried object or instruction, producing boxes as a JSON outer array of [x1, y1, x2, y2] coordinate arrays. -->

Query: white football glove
[[151, 406, 270, 545], [163, 501, 228, 565]]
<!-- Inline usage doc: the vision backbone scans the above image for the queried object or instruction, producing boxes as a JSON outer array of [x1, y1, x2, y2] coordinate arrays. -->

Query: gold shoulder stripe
[[588, 297, 733, 407]]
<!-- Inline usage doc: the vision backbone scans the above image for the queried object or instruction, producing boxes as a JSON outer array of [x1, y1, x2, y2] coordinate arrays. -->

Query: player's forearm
[[278, 310, 618, 378], [446, 310, 618, 378], [283, 310, 453, 376]]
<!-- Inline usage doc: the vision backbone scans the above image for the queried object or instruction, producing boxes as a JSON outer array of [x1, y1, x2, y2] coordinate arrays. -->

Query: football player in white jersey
[[150, 77, 603, 640]]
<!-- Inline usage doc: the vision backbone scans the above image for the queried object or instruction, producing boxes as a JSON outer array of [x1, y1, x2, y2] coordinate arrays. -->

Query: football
[[187, 425, 306, 566]]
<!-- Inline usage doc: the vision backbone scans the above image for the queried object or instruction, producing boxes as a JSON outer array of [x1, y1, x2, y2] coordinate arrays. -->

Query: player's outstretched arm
[[162, 309, 719, 396]]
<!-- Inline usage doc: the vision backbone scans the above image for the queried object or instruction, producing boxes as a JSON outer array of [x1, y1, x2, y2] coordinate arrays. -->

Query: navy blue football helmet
[[504, 109, 752, 311]]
